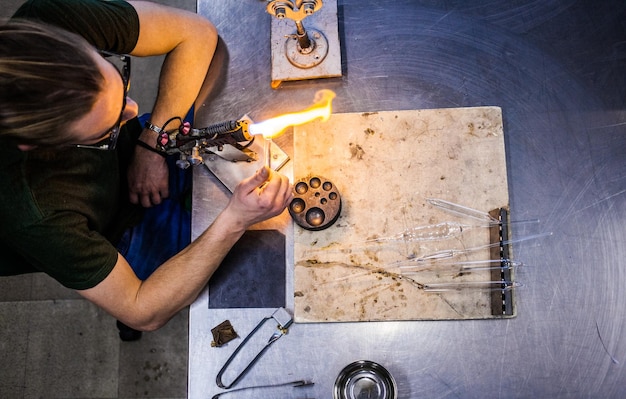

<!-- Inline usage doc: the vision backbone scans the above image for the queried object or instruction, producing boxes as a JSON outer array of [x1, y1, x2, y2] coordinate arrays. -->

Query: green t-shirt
[[0, 0, 141, 289], [12, 0, 139, 54]]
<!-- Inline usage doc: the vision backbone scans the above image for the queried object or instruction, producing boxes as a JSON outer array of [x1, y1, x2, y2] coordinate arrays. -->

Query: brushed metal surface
[[190, 1, 626, 398]]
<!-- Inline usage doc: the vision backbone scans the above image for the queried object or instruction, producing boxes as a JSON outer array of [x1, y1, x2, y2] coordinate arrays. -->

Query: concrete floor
[[0, 0, 196, 397]]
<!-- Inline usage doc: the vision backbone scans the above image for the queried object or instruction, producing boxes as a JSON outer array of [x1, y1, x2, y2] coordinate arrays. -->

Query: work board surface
[[292, 107, 511, 322]]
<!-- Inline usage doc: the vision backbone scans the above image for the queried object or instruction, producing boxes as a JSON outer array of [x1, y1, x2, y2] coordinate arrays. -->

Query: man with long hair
[[0, 0, 292, 338]]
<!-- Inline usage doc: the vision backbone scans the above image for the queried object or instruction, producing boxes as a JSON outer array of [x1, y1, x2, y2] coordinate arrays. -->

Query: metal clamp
[[215, 308, 293, 389]]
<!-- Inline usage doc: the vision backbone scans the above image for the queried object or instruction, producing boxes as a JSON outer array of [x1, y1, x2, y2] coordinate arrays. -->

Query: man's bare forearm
[[79, 168, 293, 331], [130, 1, 218, 132], [126, 1, 218, 206], [131, 209, 247, 330]]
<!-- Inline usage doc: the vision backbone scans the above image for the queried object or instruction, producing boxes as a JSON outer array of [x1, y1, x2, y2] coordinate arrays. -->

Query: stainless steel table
[[189, 1, 626, 398]]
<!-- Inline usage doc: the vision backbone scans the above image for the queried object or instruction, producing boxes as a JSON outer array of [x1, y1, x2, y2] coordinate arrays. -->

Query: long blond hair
[[0, 19, 103, 146]]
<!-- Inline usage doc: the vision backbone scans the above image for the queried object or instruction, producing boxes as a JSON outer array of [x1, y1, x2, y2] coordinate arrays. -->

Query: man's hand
[[127, 145, 169, 207], [223, 166, 293, 230]]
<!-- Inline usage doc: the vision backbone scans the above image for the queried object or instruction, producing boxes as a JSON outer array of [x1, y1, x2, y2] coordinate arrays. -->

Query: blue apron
[[116, 111, 193, 280]]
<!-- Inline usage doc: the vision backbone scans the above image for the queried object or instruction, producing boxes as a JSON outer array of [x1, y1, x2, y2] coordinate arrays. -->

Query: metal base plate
[[202, 138, 289, 193], [270, 0, 342, 88]]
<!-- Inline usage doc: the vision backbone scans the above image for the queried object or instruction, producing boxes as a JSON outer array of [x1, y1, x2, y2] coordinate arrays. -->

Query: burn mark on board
[[349, 142, 365, 160]]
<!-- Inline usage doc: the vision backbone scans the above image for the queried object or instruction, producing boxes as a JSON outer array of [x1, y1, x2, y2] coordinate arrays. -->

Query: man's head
[[0, 19, 138, 149]]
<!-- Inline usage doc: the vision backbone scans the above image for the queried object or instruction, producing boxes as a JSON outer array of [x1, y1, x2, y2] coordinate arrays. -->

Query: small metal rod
[[212, 379, 313, 399], [294, 20, 312, 49], [265, 137, 273, 168]]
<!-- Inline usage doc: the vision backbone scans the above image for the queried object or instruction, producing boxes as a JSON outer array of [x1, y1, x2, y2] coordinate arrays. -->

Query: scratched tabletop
[[190, 1, 626, 398]]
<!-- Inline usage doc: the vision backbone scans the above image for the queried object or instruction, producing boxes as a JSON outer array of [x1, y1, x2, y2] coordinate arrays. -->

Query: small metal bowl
[[333, 360, 397, 399]]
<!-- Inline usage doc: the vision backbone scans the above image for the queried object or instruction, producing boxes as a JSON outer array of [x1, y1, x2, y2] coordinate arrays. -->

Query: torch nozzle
[[191, 119, 252, 142]]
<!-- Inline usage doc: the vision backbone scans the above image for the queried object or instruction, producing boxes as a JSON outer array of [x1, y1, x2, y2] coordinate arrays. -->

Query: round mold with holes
[[288, 175, 341, 231]]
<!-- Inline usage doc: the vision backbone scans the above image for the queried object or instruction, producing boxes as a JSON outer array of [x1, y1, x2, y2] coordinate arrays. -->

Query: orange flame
[[249, 89, 336, 138]]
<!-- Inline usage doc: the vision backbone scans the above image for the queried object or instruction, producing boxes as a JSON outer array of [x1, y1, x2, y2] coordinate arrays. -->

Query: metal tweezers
[[215, 308, 294, 390]]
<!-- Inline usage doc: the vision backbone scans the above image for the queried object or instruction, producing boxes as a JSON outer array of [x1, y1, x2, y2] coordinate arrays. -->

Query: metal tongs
[[215, 308, 294, 390]]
